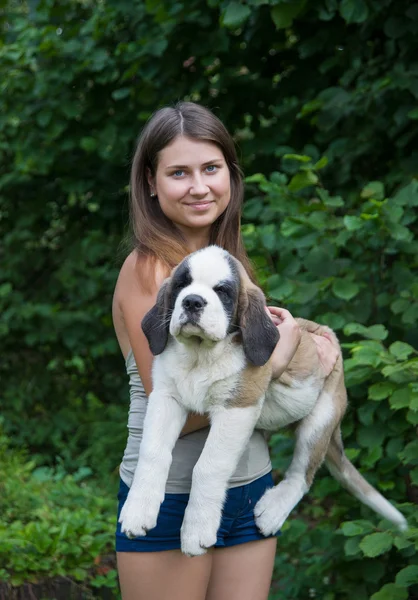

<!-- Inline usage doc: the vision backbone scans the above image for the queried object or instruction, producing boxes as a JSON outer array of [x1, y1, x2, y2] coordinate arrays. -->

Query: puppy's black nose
[[182, 294, 207, 312]]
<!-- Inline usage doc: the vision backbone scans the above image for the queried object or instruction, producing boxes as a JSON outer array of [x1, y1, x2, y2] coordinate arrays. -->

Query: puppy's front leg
[[181, 404, 261, 556], [119, 389, 187, 538]]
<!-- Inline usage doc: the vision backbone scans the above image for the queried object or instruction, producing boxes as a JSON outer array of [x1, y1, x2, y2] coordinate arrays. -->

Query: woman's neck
[[177, 225, 211, 252]]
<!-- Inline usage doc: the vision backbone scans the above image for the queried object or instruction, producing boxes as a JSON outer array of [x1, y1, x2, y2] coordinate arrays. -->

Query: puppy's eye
[[214, 285, 231, 296]]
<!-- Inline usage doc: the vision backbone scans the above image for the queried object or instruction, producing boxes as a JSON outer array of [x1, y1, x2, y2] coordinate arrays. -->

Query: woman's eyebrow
[[165, 158, 224, 169]]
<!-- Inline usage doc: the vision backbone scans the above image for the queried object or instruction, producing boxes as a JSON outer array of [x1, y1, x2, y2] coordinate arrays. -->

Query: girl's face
[[149, 136, 231, 243]]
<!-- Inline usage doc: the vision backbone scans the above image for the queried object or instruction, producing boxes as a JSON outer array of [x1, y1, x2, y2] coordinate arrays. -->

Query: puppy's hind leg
[[326, 427, 407, 530], [255, 390, 339, 536]]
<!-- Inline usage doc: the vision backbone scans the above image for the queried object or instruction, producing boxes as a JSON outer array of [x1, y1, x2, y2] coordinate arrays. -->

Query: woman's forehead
[[157, 136, 225, 170]]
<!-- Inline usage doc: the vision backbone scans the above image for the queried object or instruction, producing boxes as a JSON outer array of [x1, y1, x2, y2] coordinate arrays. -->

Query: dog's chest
[[162, 345, 245, 413]]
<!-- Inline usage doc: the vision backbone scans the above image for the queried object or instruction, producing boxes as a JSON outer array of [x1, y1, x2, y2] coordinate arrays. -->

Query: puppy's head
[[142, 246, 279, 366]]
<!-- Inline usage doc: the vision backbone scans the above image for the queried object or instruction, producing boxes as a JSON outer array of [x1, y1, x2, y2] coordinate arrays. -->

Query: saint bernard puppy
[[119, 245, 407, 556]]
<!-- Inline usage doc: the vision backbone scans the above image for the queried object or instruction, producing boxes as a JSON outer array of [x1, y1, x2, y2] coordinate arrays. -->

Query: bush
[[244, 159, 418, 599], [1, 1, 417, 597], [0, 426, 119, 598]]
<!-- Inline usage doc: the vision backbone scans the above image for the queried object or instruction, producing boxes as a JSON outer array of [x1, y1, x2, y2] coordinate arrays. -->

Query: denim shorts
[[115, 472, 279, 552]]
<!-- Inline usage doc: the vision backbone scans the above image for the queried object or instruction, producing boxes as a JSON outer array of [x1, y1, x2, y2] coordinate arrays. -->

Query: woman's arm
[[115, 252, 209, 435]]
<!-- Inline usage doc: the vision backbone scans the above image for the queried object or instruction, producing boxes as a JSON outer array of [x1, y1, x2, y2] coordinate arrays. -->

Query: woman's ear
[[239, 288, 280, 366], [146, 167, 156, 197], [141, 278, 171, 355]]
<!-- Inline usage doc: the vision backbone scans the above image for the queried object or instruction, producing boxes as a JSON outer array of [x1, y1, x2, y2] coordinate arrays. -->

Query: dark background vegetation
[[0, 0, 417, 598]]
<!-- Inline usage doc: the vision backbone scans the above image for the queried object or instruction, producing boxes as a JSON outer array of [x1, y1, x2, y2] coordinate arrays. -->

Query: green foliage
[[246, 160, 417, 599], [0, 0, 417, 597], [0, 426, 119, 597]]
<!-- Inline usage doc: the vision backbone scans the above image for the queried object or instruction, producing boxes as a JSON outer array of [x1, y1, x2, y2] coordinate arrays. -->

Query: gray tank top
[[119, 350, 272, 493]]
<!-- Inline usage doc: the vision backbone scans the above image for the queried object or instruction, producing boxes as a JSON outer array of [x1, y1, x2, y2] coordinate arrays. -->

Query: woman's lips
[[185, 201, 214, 211]]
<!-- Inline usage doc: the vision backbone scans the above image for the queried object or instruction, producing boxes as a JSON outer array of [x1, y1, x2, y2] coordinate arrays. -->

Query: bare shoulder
[[112, 250, 167, 393]]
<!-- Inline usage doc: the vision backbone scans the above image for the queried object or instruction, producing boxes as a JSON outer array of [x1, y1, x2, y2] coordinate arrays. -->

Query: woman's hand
[[266, 306, 301, 379], [267, 306, 339, 379], [311, 332, 339, 377]]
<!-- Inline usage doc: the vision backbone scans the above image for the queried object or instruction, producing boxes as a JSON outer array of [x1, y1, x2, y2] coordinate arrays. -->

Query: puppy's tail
[[325, 428, 407, 531]]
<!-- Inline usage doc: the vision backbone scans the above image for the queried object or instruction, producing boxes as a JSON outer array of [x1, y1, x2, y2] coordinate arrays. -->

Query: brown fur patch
[[228, 362, 273, 408]]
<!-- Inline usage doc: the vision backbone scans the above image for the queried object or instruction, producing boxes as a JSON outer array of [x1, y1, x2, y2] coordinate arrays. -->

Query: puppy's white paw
[[119, 489, 163, 538], [180, 506, 220, 557], [254, 483, 301, 536]]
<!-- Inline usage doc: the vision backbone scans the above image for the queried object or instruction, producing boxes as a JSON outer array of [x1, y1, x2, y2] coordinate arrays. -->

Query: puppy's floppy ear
[[240, 288, 280, 366], [141, 278, 171, 355], [233, 259, 279, 366]]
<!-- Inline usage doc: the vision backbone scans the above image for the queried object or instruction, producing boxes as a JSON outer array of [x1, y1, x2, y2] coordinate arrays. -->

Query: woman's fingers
[[266, 305, 292, 325], [311, 333, 339, 377]]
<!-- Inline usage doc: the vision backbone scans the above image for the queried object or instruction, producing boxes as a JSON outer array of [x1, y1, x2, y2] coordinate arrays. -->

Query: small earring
[[150, 192, 156, 198]]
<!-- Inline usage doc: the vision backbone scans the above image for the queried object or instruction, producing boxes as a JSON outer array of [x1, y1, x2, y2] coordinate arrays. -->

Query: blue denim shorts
[[116, 472, 279, 552]]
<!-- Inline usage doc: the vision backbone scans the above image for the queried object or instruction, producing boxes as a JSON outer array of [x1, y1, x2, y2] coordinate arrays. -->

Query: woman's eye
[[206, 165, 217, 173], [173, 170, 184, 177]]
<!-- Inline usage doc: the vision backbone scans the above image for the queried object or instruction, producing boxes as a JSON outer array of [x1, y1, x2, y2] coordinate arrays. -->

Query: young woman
[[112, 102, 337, 600]]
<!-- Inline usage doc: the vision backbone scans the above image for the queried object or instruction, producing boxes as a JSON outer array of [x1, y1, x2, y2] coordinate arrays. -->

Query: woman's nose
[[190, 173, 210, 196]]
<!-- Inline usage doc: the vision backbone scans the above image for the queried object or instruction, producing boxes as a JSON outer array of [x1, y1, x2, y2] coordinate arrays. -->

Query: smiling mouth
[[185, 201, 214, 209]]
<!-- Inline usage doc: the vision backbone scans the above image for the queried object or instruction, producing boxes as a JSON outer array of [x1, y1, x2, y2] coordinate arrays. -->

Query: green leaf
[[389, 388, 411, 410], [271, 0, 306, 29], [245, 173, 267, 184], [394, 536, 414, 550], [340, 0, 369, 24], [316, 188, 344, 206], [393, 181, 418, 207], [407, 108, 418, 120], [359, 532, 393, 557], [288, 170, 318, 192], [363, 445, 383, 467], [283, 153, 312, 162], [370, 584, 408, 600], [343, 215, 363, 231], [313, 156, 328, 170], [357, 424, 386, 449], [344, 537, 361, 556], [389, 342, 415, 361], [221, 2, 251, 28], [399, 439, 418, 465], [344, 323, 388, 340], [111, 88, 130, 100], [395, 565, 418, 587], [0, 283, 12, 297], [80, 137, 97, 152], [368, 382, 396, 401], [267, 274, 295, 300], [317, 312, 346, 330], [361, 181, 385, 200], [358, 402, 377, 425], [411, 467, 418, 485], [332, 279, 360, 300], [340, 520, 373, 537]]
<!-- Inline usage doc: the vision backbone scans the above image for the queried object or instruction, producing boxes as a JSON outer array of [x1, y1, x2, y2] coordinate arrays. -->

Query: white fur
[[189, 246, 232, 286], [119, 385, 188, 538], [259, 375, 324, 430], [181, 404, 262, 555], [326, 459, 408, 530], [170, 246, 233, 342], [170, 283, 229, 342]]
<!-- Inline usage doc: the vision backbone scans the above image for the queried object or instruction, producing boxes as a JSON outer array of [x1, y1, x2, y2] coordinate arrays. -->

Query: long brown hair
[[129, 101, 255, 289]]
